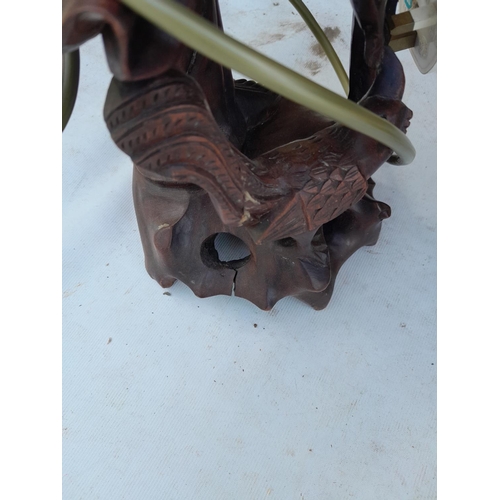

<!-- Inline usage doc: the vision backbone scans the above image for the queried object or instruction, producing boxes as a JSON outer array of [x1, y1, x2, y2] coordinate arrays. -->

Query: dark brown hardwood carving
[[63, 0, 412, 310]]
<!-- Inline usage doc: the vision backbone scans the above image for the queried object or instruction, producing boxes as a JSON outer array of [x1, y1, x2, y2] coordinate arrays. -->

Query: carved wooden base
[[63, 0, 410, 311], [133, 168, 390, 310]]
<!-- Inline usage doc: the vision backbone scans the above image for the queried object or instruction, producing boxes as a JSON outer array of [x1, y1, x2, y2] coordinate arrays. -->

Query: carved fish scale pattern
[[104, 72, 369, 242], [303, 165, 367, 225], [256, 126, 368, 241]]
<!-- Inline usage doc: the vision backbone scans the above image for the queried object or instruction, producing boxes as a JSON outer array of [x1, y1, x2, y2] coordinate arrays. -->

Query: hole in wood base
[[200, 233, 251, 270]]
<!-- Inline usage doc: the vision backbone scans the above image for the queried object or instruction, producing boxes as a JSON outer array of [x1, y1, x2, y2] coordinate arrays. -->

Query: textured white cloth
[[63, 2, 436, 498]]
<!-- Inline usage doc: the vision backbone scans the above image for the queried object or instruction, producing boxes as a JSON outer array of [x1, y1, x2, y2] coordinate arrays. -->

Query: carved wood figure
[[62, 0, 412, 310]]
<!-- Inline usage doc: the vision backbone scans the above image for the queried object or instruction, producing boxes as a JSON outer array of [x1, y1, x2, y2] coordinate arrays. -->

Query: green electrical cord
[[62, 50, 80, 131], [120, 0, 415, 164], [289, 0, 349, 95]]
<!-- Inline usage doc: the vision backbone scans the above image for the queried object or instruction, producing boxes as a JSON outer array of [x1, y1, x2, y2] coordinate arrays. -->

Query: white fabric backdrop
[[63, 1, 436, 498]]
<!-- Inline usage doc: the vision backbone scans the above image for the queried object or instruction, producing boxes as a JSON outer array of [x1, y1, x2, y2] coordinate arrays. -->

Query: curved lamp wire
[[121, 0, 415, 164], [289, 0, 350, 95]]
